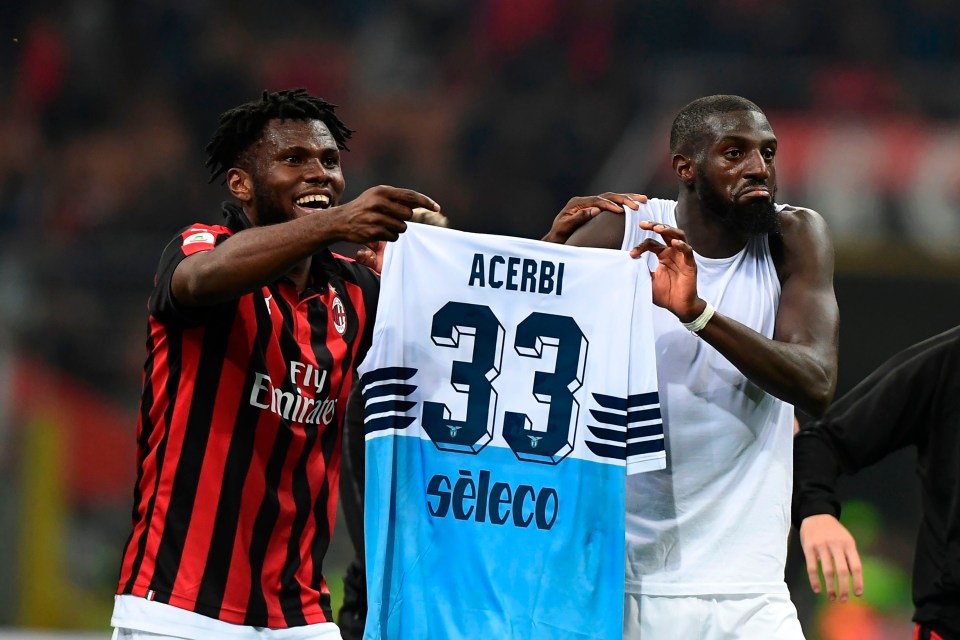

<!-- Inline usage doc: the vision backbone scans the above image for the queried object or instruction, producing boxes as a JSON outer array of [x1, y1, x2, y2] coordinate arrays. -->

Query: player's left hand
[[630, 221, 703, 321], [542, 193, 647, 244], [356, 241, 386, 274]]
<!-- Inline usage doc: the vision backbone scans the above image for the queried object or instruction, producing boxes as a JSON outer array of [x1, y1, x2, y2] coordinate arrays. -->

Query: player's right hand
[[332, 185, 439, 244], [543, 192, 646, 244], [799, 514, 864, 602]]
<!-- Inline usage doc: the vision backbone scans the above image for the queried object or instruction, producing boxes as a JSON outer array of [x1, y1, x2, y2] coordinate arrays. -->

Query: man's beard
[[252, 186, 291, 227], [695, 173, 780, 236]]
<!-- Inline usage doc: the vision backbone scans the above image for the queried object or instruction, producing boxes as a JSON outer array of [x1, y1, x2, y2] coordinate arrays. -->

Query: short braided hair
[[205, 88, 354, 183]]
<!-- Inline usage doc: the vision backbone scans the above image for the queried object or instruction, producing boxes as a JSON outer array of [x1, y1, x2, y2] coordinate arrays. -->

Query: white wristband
[[681, 302, 715, 334]]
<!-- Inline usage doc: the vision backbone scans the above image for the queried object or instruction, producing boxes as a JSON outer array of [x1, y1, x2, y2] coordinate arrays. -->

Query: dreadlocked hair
[[669, 95, 763, 156], [205, 88, 355, 183]]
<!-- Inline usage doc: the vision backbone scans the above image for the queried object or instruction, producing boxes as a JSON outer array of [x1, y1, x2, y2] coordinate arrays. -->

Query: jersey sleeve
[[148, 224, 234, 325], [792, 327, 960, 527]]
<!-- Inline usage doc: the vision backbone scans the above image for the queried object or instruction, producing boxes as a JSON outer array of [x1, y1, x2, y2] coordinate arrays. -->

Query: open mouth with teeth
[[295, 194, 331, 211]]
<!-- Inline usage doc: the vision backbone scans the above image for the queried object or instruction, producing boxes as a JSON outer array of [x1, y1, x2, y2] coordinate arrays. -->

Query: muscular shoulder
[[778, 206, 829, 239], [772, 205, 834, 281]]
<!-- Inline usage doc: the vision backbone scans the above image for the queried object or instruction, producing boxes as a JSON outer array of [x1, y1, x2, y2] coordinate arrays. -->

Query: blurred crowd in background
[[3, 0, 960, 638]]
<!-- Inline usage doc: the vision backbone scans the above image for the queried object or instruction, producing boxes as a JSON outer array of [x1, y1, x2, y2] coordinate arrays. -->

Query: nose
[[302, 157, 327, 183], [743, 149, 770, 181]]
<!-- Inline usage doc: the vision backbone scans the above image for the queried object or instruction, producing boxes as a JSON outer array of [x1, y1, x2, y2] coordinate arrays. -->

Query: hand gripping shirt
[[357, 223, 665, 640]]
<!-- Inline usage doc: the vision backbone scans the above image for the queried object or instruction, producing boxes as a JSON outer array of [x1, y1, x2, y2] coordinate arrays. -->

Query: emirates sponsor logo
[[248, 361, 338, 425]]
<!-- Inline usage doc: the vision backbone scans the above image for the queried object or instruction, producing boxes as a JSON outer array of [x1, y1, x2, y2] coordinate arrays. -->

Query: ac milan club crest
[[331, 294, 347, 335]]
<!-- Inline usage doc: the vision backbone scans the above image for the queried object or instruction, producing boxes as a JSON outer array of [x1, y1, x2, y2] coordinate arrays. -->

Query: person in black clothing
[[793, 326, 960, 640], [338, 383, 367, 640]]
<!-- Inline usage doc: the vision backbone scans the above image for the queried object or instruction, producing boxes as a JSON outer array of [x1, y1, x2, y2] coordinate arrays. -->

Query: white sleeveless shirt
[[622, 198, 795, 595]]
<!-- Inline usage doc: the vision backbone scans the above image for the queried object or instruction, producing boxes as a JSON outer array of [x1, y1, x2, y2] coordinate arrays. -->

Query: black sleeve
[[338, 378, 367, 637], [354, 268, 380, 367], [792, 327, 959, 528], [149, 225, 234, 325]]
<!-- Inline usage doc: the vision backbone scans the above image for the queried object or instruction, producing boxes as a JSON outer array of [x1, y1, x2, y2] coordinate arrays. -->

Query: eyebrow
[[717, 134, 777, 146], [275, 144, 338, 156]]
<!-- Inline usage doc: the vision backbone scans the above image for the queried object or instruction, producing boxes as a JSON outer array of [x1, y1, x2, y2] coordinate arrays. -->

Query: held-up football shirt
[[358, 223, 664, 640]]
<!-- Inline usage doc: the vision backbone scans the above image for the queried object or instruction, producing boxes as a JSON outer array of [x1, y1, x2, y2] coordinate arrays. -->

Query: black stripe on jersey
[[360, 383, 418, 402], [592, 391, 660, 411], [585, 441, 625, 460], [305, 289, 341, 621], [585, 392, 664, 462], [589, 407, 662, 427], [364, 400, 417, 416], [123, 324, 182, 594], [585, 426, 626, 443], [246, 290, 300, 624], [627, 439, 665, 456], [278, 291, 324, 626], [152, 305, 237, 602], [244, 406, 293, 623], [359, 367, 417, 387], [194, 298, 276, 615], [364, 415, 417, 434], [627, 424, 665, 439]]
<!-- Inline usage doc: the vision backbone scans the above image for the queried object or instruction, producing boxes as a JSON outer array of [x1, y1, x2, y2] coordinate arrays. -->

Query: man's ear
[[227, 167, 254, 203], [673, 154, 695, 186]]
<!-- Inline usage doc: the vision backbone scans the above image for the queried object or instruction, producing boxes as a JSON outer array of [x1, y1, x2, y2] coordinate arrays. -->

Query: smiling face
[[693, 110, 780, 235], [234, 118, 345, 227]]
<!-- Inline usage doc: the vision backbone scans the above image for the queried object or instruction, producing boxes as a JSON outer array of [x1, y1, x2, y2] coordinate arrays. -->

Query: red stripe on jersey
[[218, 407, 282, 624], [224, 294, 293, 624], [137, 324, 206, 591], [118, 316, 172, 588], [170, 295, 259, 605], [287, 294, 329, 616], [260, 425, 310, 624]]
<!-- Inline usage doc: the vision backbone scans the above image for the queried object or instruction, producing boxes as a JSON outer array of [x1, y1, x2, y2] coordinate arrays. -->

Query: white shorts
[[112, 628, 342, 640], [112, 594, 342, 640], [623, 592, 805, 640]]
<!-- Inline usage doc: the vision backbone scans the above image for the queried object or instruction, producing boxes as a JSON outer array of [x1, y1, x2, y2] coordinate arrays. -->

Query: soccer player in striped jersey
[[110, 89, 439, 640]]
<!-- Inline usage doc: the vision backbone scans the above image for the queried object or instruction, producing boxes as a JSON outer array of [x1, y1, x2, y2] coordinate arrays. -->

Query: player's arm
[[636, 208, 838, 417], [542, 193, 646, 246], [173, 185, 438, 307], [703, 206, 838, 416], [793, 328, 956, 599]]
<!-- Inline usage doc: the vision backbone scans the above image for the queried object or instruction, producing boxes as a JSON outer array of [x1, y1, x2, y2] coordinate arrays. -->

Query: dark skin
[[172, 118, 438, 305], [563, 110, 838, 417]]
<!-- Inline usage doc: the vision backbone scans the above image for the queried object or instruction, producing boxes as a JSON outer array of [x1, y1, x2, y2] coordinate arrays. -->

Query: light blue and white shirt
[[359, 223, 664, 640]]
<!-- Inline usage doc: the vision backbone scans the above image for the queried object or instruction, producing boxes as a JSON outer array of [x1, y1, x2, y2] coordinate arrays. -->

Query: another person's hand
[[799, 514, 864, 602], [542, 193, 646, 244], [356, 241, 386, 273]]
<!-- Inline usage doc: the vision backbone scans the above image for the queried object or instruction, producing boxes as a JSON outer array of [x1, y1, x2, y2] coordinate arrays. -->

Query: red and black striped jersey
[[116, 203, 379, 628]]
